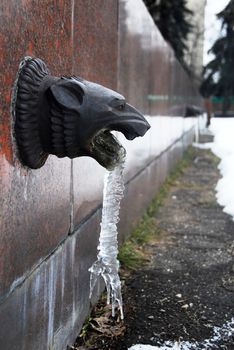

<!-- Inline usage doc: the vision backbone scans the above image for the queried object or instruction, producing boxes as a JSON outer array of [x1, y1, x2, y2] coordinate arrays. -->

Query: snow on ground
[[192, 142, 213, 150], [128, 317, 234, 349], [193, 118, 234, 219], [209, 118, 234, 219], [128, 303, 234, 349], [128, 118, 234, 350]]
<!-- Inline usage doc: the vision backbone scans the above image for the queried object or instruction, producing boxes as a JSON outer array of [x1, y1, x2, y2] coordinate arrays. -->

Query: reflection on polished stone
[[118, 0, 200, 116]]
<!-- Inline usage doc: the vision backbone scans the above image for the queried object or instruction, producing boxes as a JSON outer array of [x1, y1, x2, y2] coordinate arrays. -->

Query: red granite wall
[[0, 2, 118, 348], [0, 0, 118, 302], [0, 0, 73, 302], [72, 0, 118, 227], [0, 1, 200, 349]]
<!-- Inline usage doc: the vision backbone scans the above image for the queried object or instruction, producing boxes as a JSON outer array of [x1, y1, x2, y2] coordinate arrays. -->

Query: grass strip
[[118, 146, 195, 270]]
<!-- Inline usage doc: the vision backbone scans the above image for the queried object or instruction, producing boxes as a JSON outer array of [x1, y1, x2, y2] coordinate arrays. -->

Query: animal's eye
[[117, 103, 125, 111]]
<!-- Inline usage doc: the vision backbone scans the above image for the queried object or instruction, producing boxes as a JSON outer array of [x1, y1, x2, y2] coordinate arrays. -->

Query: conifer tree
[[200, 0, 234, 113], [143, 0, 193, 65]]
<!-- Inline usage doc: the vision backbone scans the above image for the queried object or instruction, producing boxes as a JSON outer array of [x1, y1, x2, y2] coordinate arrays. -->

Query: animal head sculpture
[[14, 57, 150, 169]]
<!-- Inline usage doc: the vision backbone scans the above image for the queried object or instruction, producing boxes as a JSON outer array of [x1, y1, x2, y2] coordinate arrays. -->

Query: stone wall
[[0, 1, 200, 349]]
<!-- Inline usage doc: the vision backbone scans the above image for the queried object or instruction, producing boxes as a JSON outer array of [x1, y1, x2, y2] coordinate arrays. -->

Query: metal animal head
[[15, 58, 150, 169]]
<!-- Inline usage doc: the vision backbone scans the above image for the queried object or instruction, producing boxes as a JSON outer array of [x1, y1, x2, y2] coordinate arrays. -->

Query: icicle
[[89, 148, 126, 320]]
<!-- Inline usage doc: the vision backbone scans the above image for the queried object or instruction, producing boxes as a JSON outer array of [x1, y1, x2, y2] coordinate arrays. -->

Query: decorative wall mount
[[14, 57, 150, 169]]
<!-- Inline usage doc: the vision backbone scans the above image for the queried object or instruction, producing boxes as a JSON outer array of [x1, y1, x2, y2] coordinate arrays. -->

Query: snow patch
[[129, 345, 182, 350], [209, 118, 234, 219], [193, 119, 234, 219], [128, 318, 234, 350], [192, 142, 212, 149]]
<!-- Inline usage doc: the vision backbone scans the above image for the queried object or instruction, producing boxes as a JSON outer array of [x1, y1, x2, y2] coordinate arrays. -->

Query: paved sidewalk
[[113, 147, 234, 350], [75, 147, 234, 350]]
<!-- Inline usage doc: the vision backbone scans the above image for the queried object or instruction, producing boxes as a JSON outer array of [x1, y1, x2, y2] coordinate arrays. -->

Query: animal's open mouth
[[90, 130, 126, 170], [85, 106, 150, 170]]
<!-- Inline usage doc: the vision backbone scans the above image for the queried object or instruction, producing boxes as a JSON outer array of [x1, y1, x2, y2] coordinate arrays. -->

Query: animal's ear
[[49, 80, 84, 110]]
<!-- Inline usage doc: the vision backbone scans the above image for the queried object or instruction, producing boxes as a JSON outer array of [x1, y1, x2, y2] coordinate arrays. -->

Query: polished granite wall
[[0, 0, 118, 301], [118, 0, 199, 117], [0, 0, 200, 348]]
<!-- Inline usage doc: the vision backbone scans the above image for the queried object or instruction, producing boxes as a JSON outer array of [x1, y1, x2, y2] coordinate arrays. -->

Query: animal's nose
[[126, 103, 150, 130], [108, 103, 151, 140]]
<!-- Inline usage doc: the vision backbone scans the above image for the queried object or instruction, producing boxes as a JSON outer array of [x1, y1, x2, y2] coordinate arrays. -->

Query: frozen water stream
[[89, 149, 126, 319]]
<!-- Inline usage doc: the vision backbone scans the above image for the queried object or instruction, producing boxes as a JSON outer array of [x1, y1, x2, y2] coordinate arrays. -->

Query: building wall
[[0, 1, 200, 349], [185, 0, 207, 82]]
